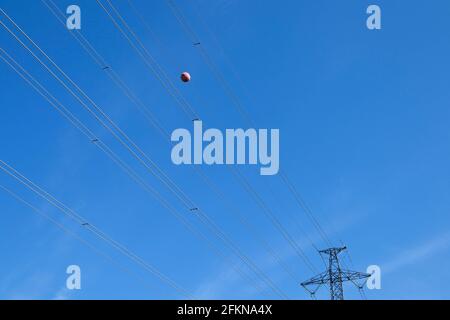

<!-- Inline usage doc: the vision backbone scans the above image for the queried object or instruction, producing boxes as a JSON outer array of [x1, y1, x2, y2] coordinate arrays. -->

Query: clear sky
[[1, 0, 450, 300]]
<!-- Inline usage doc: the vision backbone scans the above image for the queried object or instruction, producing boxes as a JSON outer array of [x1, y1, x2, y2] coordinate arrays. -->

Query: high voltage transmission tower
[[301, 246, 371, 300]]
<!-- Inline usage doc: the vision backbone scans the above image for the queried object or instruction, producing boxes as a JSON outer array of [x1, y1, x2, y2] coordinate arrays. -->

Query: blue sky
[[1, 0, 450, 300]]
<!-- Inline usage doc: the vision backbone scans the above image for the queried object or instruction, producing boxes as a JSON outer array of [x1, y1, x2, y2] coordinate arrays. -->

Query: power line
[[0, 46, 271, 298], [193, 166, 301, 282], [163, 0, 339, 253], [0, 9, 197, 212], [96, 0, 198, 121], [41, 0, 305, 285], [134, 0, 318, 275], [125, 0, 168, 55], [0, 47, 195, 240], [97, 0, 318, 276], [0, 12, 285, 298], [41, 0, 170, 139], [232, 167, 317, 273], [99, 0, 317, 292], [165, 0, 254, 126], [0, 45, 266, 296], [0, 161, 193, 298], [280, 172, 334, 247], [0, 184, 169, 297]]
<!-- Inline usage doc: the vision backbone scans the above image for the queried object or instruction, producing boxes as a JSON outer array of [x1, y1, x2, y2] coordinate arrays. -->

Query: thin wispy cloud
[[382, 231, 450, 275], [52, 287, 71, 300]]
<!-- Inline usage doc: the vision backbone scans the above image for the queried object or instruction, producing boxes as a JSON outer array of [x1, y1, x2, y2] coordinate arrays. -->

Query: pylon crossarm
[[319, 246, 346, 256], [340, 270, 371, 282], [301, 272, 329, 286]]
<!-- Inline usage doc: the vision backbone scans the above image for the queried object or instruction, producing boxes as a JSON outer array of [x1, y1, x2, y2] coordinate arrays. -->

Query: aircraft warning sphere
[[181, 72, 191, 82]]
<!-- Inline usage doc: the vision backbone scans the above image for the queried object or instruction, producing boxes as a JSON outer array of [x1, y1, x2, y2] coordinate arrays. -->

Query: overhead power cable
[[41, 0, 303, 284], [0, 46, 271, 298], [0, 184, 167, 296], [0, 161, 193, 299], [0, 11, 286, 298], [163, 0, 337, 250], [96, 0, 318, 276]]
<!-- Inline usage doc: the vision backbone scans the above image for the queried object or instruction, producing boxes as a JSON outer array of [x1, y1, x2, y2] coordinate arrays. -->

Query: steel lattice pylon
[[301, 247, 370, 300]]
